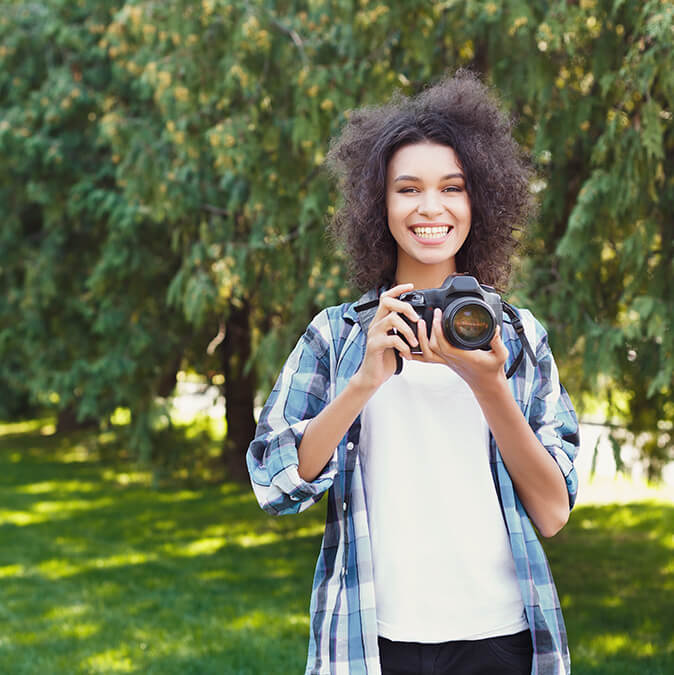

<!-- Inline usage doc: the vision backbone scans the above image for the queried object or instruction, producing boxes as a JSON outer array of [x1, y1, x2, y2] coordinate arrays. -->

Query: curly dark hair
[[326, 70, 536, 292]]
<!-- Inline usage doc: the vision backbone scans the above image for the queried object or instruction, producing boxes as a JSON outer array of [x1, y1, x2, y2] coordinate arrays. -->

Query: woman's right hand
[[352, 283, 420, 393]]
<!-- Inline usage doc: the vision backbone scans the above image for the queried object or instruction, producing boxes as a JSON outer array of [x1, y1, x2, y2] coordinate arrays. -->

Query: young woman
[[247, 71, 580, 675]]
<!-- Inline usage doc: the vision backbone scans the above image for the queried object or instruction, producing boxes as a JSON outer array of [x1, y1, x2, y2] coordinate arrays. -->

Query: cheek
[[385, 196, 406, 226]]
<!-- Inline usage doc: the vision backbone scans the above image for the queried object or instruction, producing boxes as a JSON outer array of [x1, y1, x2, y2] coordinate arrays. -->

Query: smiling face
[[385, 141, 472, 289]]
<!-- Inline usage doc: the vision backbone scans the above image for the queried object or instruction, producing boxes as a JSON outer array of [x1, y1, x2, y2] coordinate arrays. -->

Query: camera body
[[399, 275, 502, 351]]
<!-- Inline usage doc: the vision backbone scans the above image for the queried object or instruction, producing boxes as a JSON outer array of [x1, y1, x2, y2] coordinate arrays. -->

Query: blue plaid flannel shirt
[[247, 287, 580, 675]]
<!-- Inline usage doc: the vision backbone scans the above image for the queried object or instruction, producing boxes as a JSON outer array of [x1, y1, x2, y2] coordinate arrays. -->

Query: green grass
[[1, 420, 672, 674]]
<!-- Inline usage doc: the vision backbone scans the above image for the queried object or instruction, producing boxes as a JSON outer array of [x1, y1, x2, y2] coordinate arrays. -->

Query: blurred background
[[0, 1, 672, 673]]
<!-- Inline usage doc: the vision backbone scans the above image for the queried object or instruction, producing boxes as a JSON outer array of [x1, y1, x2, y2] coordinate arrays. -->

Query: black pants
[[378, 630, 533, 675]]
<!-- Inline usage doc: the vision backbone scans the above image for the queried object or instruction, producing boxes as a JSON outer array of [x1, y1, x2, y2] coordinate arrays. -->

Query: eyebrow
[[393, 172, 465, 182]]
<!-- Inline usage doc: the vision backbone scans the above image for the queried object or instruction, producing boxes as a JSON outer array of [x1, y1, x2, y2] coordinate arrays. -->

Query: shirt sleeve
[[246, 311, 338, 515], [526, 316, 581, 510]]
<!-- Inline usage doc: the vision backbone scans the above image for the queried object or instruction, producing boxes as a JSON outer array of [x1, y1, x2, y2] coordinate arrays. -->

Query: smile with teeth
[[412, 225, 451, 239]]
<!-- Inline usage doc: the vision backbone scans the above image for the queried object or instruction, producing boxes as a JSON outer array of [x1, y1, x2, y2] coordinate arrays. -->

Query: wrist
[[469, 370, 510, 403], [348, 370, 379, 401]]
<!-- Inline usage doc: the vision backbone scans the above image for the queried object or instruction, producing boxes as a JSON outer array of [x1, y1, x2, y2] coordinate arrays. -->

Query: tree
[[1, 0, 671, 479], [0, 0, 196, 457]]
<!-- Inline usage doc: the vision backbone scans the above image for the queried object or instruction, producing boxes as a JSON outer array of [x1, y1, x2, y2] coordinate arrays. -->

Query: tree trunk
[[219, 299, 257, 482], [56, 405, 99, 433]]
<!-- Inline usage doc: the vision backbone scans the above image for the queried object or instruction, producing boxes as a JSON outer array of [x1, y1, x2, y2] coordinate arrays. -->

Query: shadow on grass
[[0, 426, 326, 674], [543, 502, 674, 675], [1, 425, 673, 674]]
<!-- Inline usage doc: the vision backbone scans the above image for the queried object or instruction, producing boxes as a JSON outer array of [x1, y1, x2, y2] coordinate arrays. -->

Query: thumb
[[490, 325, 508, 360]]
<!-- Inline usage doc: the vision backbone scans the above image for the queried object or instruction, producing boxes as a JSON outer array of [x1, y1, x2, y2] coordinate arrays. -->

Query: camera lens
[[443, 301, 495, 349]]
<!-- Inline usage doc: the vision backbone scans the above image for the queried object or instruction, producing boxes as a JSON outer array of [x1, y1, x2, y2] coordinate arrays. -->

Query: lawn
[[0, 420, 672, 674]]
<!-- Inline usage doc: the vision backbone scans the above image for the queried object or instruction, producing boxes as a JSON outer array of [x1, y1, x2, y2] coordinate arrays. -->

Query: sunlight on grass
[[37, 559, 88, 580], [0, 509, 49, 525], [231, 520, 325, 549], [662, 560, 674, 576], [44, 603, 88, 620], [0, 563, 24, 578], [0, 418, 50, 436], [229, 609, 271, 631], [84, 648, 135, 673], [1, 420, 672, 675], [173, 537, 224, 557], [37, 551, 159, 580], [235, 532, 281, 548], [17, 480, 100, 494], [33, 496, 114, 514], [60, 443, 94, 463], [578, 474, 674, 505], [67, 623, 100, 639], [101, 468, 153, 486], [589, 633, 657, 658], [1, 494, 115, 527]]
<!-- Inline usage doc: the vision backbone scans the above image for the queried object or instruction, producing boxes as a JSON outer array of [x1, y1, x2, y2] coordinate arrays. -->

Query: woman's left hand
[[413, 308, 509, 394]]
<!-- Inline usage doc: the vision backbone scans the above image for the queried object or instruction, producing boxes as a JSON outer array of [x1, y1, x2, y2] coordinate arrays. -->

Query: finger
[[381, 283, 414, 299], [490, 325, 509, 360], [385, 313, 419, 348], [412, 319, 447, 364], [428, 307, 448, 352], [386, 334, 414, 360], [372, 310, 418, 345], [369, 329, 414, 359], [416, 318, 431, 353], [378, 295, 421, 324]]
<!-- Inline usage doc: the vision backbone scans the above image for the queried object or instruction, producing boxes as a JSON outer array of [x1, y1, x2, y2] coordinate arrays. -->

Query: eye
[[398, 187, 419, 194], [443, 185, 463, 193]]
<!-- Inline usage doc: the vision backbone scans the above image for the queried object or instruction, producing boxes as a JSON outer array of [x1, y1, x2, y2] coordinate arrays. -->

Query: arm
[[247, 314, 337, 515], [471, 373, 571, 537], [297, 284, 421, 481], [297, 375, 375, 481], [415, 309, 579, 537], [249, 286, 421, 510]]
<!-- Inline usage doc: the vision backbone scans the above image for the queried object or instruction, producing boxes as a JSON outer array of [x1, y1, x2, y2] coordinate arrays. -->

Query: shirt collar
[[348, 287, 382, 333]]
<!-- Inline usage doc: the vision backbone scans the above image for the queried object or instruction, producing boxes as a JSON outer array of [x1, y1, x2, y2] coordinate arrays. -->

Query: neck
[[395, 260, 457, 290]]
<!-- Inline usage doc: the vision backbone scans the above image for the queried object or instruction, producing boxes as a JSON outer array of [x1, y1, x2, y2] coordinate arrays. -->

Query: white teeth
[[413, 226, 450, 239]]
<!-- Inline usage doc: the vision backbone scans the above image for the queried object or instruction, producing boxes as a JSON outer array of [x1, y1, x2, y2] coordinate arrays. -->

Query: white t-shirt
[[359, 359, 528, 643]]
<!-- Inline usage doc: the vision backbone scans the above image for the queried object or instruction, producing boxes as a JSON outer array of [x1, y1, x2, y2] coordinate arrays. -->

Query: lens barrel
[[442, 299, 496, 349]]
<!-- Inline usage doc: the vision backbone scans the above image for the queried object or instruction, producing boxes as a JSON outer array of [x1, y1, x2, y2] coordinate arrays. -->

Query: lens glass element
[[452, 305, 492, 343]]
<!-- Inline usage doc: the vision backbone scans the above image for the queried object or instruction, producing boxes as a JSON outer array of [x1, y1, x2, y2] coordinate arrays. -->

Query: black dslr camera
[[399, 275, 502, 352]]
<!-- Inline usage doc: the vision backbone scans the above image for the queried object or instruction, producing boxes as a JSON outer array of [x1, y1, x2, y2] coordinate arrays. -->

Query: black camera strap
[[502, 301, 538, 378]]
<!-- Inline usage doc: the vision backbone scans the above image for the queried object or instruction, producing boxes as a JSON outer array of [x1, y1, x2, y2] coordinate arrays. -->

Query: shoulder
[[308, 301, 358, 334], [502, 304, 550, 352], [312, 287, 375, 333], [301, 301, 359, 356]]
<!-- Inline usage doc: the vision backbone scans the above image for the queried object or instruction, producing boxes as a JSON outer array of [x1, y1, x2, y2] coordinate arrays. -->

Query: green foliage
[[1, 0, 672, 474], [0, 1, 206, 458], [502, 0, 674, 478]]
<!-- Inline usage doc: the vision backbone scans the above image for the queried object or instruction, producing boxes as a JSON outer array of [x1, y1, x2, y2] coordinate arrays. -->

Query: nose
[[416, 190, 443, 218]]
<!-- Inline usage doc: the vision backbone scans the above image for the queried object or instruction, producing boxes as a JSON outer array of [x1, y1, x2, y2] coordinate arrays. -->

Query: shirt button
[[346, 441, 354, 450], [342, 502, 347, 512]]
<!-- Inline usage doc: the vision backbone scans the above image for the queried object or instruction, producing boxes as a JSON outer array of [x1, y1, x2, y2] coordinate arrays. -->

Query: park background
[[0, 0, 672, 673]]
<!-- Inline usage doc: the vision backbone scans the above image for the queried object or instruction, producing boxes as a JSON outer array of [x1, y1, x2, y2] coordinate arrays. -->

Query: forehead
[[387, 142, 462, 178]]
